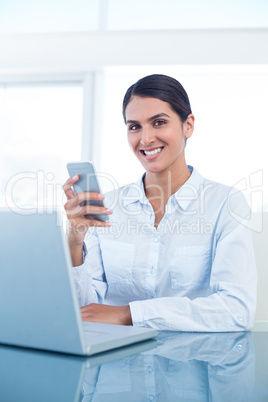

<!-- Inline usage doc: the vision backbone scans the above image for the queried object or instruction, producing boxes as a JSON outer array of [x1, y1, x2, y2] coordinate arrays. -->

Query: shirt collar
[[173, 165, 204, 210], [121, 173, 148, 208], [122, 166, 204, 211]]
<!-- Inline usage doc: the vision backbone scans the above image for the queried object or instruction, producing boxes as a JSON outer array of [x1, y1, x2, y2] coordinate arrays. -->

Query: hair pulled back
[[122, 74, 192, 124]]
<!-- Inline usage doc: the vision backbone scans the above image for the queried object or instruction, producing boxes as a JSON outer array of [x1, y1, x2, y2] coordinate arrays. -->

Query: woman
[[63, 74, 257, 331]]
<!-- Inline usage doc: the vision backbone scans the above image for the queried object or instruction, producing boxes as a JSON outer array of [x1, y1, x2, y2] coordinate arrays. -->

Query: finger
[[64, 195, 82, 211], [81, 205, 113, 215], [75, 192, 105, 202], [64, 188, 75, 202], [80, 304, 95, 319], [68, 216, 112, 229], [62, 175, 79, 200], [64, 192, 106, 210], [65, 192, 109, 213], [80, 303, 96, 312], [65, 205, 85, 218], [80, 307, 89, 314], [86, 219, 112, 227], [65, 199, 112, 217]]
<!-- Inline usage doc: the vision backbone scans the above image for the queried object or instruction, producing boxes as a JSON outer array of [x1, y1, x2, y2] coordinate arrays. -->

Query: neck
[[144, 159, 191, 201]]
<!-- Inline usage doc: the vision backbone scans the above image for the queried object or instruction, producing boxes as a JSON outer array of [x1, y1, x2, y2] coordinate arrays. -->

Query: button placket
[[143, 356, 156, 402], [145, 227, 160, 298]]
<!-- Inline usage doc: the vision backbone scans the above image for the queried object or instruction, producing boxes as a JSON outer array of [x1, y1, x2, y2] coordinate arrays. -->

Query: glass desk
[[0, 322, 267, 402]]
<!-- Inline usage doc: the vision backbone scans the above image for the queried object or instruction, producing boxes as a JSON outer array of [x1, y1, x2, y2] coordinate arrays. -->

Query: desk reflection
[[0, 339, 156, 402], [0, 331, 260, 402], [80, 331, 255, 402]]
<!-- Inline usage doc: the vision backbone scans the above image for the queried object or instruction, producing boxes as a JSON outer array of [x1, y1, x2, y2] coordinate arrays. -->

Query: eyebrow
[[126, 113, 171, 124]]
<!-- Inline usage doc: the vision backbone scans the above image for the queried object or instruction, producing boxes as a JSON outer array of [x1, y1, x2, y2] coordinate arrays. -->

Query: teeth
[[144, 147, 162, 156]]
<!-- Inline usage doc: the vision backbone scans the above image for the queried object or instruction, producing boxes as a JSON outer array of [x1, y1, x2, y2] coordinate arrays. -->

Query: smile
[[141, 147, 164, 158]]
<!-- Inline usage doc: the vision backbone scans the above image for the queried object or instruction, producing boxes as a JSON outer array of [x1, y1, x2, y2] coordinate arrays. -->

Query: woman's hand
[[81, 304, 133, 326], [62, 175, 112, 265]]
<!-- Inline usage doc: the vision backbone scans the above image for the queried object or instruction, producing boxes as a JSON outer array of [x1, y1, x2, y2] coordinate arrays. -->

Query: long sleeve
[[73, 229, 108, 307]]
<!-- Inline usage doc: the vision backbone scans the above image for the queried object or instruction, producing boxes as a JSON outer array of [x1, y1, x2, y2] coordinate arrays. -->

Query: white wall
[[0, 29, 268, 74]]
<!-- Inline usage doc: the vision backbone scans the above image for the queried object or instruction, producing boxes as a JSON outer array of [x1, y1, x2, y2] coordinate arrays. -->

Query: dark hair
[[122, 74, 192, 124]]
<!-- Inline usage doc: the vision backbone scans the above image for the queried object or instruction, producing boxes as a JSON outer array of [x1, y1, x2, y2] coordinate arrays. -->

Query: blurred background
[[0, 0, 267, 212]]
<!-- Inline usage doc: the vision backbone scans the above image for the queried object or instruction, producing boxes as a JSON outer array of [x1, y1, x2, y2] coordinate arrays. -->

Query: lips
[[140, 146, 164, 159]]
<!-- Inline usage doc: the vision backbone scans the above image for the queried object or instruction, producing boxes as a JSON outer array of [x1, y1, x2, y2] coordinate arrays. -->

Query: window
[[0, 0, 99, 33], [107, 0, 268, 30], [0, 84, 83, 210]]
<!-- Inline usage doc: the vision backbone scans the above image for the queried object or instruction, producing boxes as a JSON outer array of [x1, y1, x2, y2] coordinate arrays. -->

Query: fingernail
[[98, 194, 105, 199], [106, 222, 112, 226], [72, 175, 79, 180], [106, 209, 113, 214]]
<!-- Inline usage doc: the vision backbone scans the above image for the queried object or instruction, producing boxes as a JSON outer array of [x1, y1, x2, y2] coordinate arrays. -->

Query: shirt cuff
[[129, 301, 145, 327]]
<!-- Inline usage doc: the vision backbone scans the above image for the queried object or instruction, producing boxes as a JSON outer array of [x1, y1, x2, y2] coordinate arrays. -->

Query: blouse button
[[147, 365, 153, 373]]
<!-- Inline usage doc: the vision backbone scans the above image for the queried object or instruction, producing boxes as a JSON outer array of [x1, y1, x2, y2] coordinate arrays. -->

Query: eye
[[154, 120, 166, 127], [128, 124, 140, 131]]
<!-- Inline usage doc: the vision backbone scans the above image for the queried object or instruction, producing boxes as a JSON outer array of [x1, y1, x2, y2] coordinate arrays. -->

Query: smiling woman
[[122, 75, 195, 227], [63, 74, 257, 332]]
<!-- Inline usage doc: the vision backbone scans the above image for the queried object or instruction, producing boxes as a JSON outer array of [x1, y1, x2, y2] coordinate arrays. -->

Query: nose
[[140, 127, 155, 146]]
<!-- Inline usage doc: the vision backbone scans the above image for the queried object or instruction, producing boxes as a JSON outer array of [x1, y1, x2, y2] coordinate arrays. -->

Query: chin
[[145, 165, 164, 174], [138, 156, 166, 174]]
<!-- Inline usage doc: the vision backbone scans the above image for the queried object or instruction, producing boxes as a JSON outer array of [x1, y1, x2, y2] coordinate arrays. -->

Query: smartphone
[[67, 161, 109, 222]]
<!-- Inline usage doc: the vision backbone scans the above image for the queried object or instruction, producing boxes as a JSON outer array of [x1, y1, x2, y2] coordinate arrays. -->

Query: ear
[[183, 114, 195, 139]]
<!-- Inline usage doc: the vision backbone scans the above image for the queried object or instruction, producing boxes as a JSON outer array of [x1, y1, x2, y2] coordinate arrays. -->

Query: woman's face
[[125, 96, 194, 175]]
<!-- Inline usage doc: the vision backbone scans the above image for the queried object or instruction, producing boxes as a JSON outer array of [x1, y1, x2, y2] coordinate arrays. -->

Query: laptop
[[0, 209, 157, 355]]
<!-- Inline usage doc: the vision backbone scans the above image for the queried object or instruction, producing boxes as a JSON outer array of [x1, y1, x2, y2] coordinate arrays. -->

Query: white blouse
[[73, 166, 257, 331]]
